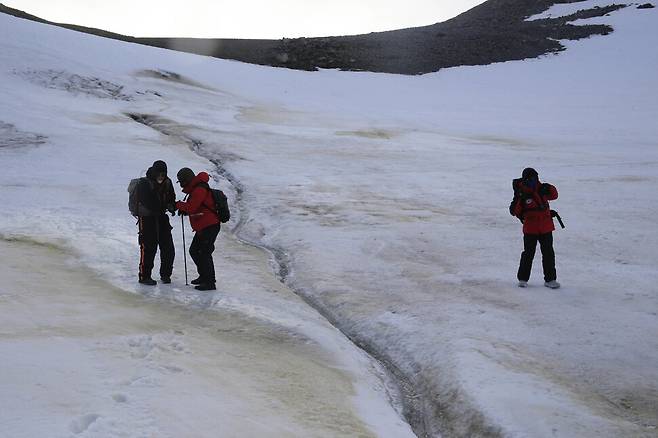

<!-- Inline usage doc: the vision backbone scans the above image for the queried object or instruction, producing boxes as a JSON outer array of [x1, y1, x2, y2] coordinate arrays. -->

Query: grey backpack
[[128, 177, 153, 217]]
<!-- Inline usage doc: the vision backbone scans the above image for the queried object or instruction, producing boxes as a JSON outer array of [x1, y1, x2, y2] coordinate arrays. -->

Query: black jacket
[[138, 167, 176, 216]]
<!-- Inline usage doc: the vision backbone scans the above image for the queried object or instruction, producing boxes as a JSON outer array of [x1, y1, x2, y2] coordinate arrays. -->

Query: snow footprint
[[127, 332, 188, 358], [127, 335, 155, 359]]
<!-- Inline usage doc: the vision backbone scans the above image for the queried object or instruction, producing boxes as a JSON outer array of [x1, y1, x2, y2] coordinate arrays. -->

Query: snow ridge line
[[125, 112, 501, 438]]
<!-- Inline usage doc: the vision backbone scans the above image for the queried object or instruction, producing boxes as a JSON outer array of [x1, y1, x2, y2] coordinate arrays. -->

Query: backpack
[[128, 177, 153, 217], [509, 178, 522, 217], [200, 182, 231, 223]]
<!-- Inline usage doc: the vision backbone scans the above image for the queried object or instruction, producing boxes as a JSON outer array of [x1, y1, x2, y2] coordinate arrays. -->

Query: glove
[[539, 183, 550, 196], [167, 203, 176, 216], [175, 201, 187, 216]]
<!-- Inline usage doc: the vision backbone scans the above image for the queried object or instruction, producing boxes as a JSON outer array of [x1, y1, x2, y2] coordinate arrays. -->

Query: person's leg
[[202, 224, 220, 285], [189, 232, 204, 280], [193, 224, 220, 288], [138, 217, 157, 282], [158, 215, 175, 281], [538, 232, 557, 282], [517, 234, 538, 282]]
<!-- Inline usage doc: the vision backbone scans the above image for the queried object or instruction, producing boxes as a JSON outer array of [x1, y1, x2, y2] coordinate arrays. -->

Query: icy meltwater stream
[[0, 238, 413, 438]]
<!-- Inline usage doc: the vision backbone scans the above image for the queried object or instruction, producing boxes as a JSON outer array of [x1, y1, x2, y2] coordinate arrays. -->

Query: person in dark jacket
[[175, 168, 220, 291], [510, 168, 561, 289], [137, 160, 176, 285]]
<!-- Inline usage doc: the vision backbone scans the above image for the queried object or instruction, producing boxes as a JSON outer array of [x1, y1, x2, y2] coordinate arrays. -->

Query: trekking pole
[[181, 214, 189, 285], [551, 210, 565, 229]]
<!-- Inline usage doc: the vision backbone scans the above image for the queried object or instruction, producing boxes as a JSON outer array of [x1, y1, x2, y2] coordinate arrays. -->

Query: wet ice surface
[[1, 4, 658, 437], [0, 240, 411, 438]]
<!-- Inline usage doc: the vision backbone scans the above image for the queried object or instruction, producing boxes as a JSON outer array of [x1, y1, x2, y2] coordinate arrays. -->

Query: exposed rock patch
[[266, 2, 627, 74], [0, 121, 46, 149], [15, 69, 134, 100], [0, 1, 631, 75]]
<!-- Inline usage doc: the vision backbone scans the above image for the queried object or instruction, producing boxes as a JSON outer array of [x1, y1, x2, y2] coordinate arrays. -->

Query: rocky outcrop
[[0, 1, 628, 75]]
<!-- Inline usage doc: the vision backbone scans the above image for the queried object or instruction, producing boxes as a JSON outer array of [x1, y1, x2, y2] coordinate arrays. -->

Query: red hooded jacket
[[175, 172, 220, 232], [512, 180, 558, 235]]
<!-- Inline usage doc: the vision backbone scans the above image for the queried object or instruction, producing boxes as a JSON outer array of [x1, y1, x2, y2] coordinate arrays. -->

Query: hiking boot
[[139, 278, 157, 286], [191, 277, 203, 285], [161, 276, 171, 284], [194, 283, 216, 291], [544, 280, 561, 289], [518, 281, 528, 288]]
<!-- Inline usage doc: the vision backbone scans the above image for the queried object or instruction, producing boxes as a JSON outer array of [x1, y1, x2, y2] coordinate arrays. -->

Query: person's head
[[522, 167, 539, 188], [176, 167, 195, 188], [152, 160, 168, 184]]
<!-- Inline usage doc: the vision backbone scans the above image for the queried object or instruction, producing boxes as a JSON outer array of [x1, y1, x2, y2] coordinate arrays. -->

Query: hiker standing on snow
[[510, 167, 561, 289], [136, 160, 176, 285], [175, 168, 220, 291]]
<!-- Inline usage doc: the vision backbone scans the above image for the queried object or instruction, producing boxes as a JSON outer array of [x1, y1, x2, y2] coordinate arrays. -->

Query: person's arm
[[540, 183, 558, 201], [165, 179, 177, 214], [176, 186, 207, 215], [512, 198, 524, 221], [509, 189, 519, 215]]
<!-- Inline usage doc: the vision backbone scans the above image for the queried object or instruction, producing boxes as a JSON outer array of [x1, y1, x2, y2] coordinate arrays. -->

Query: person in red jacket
[[510, 168, 560, 289], [175, 168, 220, 291]]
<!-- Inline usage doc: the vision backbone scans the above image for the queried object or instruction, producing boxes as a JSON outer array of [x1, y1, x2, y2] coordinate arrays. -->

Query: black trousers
[[189, 223, 220, 284], [517, 232, 557, 282], [138, 214, 175, 281]]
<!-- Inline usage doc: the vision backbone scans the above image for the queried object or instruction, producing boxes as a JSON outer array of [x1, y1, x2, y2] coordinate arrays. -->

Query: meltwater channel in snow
[[0, 13, 414, 438], [1, 2, 657, 437]]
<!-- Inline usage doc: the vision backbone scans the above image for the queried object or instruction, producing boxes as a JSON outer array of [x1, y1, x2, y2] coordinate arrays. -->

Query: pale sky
[[4, 0, 485, 39]]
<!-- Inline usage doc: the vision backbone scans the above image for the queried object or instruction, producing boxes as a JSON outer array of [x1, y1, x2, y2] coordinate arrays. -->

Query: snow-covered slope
[[1, 239, 413, 438], [1, 2, 657, 437], [0, 13, 416, 438]]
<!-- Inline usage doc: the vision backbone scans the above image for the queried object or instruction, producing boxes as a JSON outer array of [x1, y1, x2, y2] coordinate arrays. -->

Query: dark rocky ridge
[[0, 1, 630, 74], [271, 1, 627, 74]]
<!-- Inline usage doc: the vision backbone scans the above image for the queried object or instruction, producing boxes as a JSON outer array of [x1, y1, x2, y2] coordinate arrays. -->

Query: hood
[[146, 160, 168, 181], [146, 167, 171, 185], [519, 167, 539, 191], [182, 171, 210, 194], [521, 167, 538, 180], [152, 160, 167, 174]]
